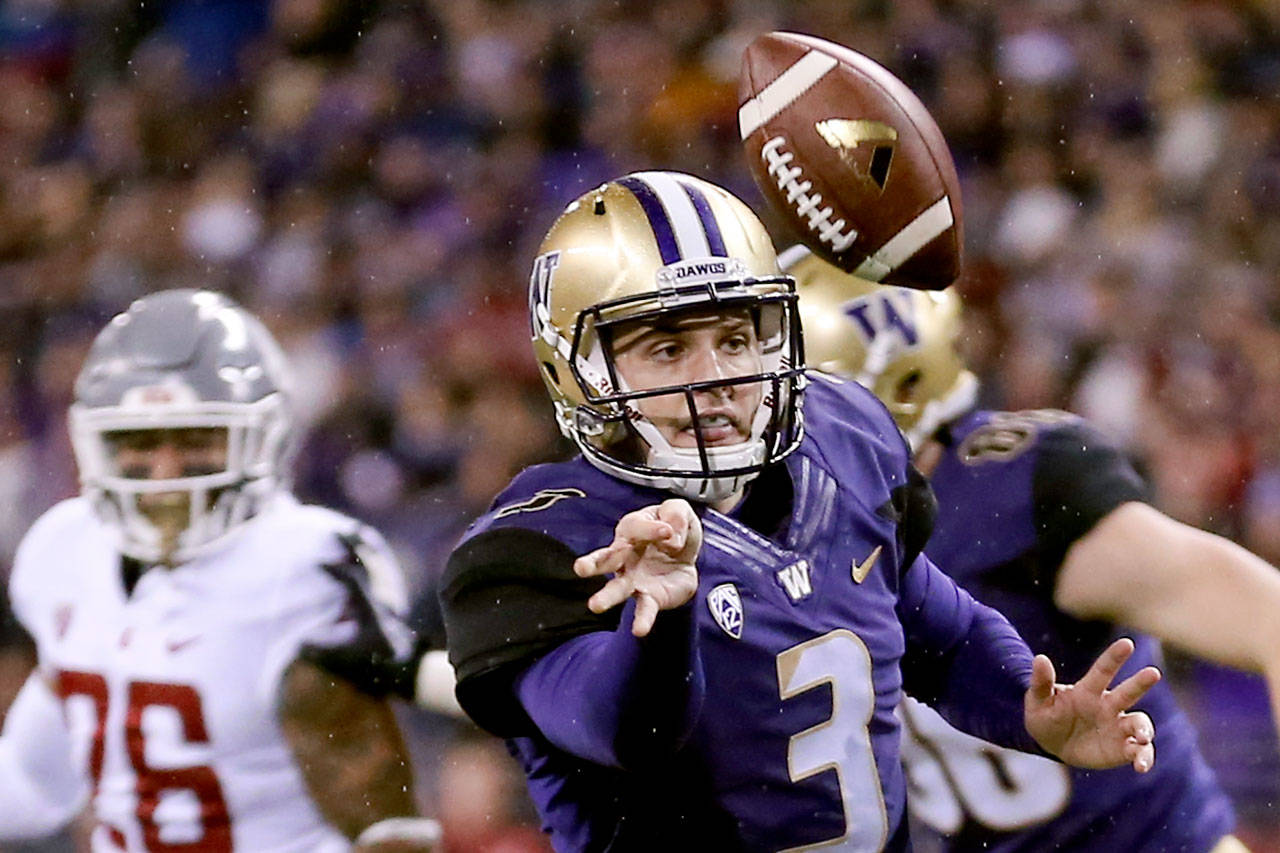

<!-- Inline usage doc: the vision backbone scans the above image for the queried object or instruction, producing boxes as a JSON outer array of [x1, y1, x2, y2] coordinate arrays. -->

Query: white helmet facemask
[[70, 289, 295, 565], [70, 396, 291, 564]]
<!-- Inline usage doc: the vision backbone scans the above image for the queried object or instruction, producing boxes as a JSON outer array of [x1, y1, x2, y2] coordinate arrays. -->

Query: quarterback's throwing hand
[[574, 499, 702, 637], [1024, 638, 1160, 772]]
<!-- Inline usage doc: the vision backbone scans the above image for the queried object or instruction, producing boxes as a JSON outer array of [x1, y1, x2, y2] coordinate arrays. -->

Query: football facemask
[[69, 290, 294, 564]]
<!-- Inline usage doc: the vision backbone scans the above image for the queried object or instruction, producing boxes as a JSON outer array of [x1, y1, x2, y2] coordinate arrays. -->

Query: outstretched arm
[[1023, 637, 1158, 771], [898, 554, 1042, 754], [278, 659, 438, 852], [515, 499, 705, 769], [899, 554, 1159, 771], [1055, 501, 1280, 739]]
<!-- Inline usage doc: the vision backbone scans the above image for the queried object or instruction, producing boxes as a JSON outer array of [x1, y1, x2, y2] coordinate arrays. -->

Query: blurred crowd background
[[1, 0, 1278, 849]]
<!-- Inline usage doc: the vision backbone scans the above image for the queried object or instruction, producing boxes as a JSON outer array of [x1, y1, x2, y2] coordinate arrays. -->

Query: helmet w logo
[[843, 292, 919, 347], [529, 251, 561, 339]]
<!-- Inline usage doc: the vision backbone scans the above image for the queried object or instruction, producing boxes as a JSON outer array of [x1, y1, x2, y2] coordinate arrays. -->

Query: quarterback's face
[[610, 308, 763, 449]]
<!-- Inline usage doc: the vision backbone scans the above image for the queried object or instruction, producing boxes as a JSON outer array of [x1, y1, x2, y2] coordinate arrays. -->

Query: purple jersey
[[441, 376, 1045, 852], [904, 408, 1235, 852]]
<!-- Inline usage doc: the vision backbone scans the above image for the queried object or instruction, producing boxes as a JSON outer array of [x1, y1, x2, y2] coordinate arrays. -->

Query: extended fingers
[[632, 593, 659, 637], [574, 540, 633, 578], [587, 574, 634, 614], [1123, 723, 1155, 774], [656, 498, 700, 542], [1106, 666, 1162, 713], [1077, 638, 1136, 695], [1124, 740, 1154, 773], [1026, 654, 1056, 706], [576, 523, 659, 578], [1119, 710, 1154, 745], [573, 547, 608, 579], [615, 510, 674, 548], [1117, 710, 1155, 773]]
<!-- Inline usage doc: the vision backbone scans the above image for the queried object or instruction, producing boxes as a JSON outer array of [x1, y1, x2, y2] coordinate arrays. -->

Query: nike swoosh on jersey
[[852, 546, 882, 583], [166, 635, 202, 653]]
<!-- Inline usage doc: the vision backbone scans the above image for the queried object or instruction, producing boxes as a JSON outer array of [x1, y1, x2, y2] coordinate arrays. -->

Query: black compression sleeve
[[439, 527, 616, 735], [1033, 421, 1148, 566]]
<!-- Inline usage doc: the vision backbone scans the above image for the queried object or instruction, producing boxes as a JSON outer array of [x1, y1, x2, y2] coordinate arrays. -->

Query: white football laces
[[761, 136, 858, 253]]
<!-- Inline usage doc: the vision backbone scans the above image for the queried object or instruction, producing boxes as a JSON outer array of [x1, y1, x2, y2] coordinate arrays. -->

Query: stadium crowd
[[0, 0, 1277, 849]]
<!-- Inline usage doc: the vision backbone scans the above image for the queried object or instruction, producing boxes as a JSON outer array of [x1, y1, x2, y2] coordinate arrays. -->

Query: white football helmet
[[69, 289, 294, 563]]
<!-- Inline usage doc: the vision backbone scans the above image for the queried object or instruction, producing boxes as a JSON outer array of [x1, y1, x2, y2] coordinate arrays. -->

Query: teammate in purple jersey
[[788, 244, 1280, 853], [439, 172, 1162, 852]]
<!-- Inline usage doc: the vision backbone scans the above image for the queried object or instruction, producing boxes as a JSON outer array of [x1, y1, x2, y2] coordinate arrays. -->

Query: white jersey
[[8, 494, 409, 853]]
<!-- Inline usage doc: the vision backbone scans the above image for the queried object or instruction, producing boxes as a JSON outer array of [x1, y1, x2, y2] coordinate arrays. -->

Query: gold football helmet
[[782, 245, 976, 449], [530, 171, 805, 501]]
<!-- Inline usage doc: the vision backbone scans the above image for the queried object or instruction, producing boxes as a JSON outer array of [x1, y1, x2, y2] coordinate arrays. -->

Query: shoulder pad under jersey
[[10, 498, 107, 637]]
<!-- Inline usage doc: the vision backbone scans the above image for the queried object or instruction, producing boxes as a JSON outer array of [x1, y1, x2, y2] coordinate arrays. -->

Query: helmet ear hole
[[541, 361, 561, 387], [895, 370, 922, 405]]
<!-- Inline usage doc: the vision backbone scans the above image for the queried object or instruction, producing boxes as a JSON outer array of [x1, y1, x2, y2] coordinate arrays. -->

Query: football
[[739, 32, 963, 290]]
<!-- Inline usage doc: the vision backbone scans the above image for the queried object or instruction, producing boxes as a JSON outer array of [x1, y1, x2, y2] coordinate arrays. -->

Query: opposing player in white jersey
[[0, 290, 440, 852]]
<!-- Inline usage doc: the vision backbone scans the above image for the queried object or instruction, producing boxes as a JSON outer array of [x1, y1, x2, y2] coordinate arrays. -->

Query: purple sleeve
[[897, 554, 1045, 755], [514, 598, 704, 769]]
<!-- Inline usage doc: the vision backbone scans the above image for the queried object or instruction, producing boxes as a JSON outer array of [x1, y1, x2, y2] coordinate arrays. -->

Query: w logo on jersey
[[707, 583, 743, 639], [775, 560, 813, 602], [843, 291, 919, 347]]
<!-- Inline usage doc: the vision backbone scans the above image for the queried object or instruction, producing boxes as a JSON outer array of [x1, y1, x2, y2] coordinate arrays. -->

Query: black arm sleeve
[[1033, 421, 1149, 568], [439, 527, 616, 736]]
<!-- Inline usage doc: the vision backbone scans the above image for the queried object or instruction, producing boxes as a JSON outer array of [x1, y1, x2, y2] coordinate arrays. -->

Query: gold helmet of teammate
[[529, 171, 806, 502], [782, 244, 977, 450]]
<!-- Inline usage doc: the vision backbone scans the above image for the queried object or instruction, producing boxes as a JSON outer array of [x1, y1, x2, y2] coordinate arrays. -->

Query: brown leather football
[[740, 32, 963, 290]]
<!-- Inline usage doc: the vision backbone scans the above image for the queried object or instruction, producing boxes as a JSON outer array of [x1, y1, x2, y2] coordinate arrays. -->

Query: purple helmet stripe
[[617, 176, 681, 265], [680, 181, 728, 257]]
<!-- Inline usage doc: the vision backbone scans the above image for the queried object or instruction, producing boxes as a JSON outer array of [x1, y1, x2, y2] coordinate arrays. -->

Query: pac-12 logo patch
[[707, 583, 743, 639]]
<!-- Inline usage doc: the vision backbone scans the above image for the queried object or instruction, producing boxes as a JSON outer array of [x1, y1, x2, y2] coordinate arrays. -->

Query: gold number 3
[[776, 629, 888, 852]]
